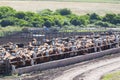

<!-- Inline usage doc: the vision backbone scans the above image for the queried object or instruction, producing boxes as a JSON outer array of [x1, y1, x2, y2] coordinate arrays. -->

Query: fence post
[[5, 59, 11, 74], [11, 65, 17, 74]]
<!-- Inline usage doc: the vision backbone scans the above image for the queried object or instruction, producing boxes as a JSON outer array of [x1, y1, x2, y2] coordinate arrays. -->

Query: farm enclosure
[[0, 29, 119, 74]]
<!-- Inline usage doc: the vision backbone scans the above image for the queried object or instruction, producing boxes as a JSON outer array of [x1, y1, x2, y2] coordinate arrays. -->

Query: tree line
[[0, 6, 120, 28]]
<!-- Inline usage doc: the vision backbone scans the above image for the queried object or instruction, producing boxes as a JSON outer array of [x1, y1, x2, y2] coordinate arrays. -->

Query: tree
[[103, 13, 116, 24], [112, 14, 120, 25], [0, 12, 3, 19], [55, 8, 72, 15], [88, 13, 101, 24], [70, 18, 81, 26], [15, 11, 26, 19], [42, 15, 55, 26], [53, 15, 67, 27], [79, 15, 90, 25], [38, 9, 53, 16], [89, 13, 101, 20], [31, 18, 44, 27], [95, 21, 112, 27], [0, 6, 16, 19], [44, 20, 52, 27], [54, 19, 62, 26], [0, 17, 14, 27], [14, 19, 29, 27]]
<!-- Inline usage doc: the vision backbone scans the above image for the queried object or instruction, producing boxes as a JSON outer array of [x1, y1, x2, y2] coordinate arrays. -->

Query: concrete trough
[[15, 47, 120, 75]]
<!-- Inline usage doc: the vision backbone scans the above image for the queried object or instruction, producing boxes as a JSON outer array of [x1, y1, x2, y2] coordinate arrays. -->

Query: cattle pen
[[0, 28, 120, 75]]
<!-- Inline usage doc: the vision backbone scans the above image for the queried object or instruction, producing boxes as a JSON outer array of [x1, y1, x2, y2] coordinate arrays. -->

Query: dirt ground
[[0, 1, 120, 15], [54, 53, 120, 80]]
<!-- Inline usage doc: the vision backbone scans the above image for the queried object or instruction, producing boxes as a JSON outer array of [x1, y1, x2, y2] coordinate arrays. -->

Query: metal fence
[[0, 60, 11, 75], [0, 27, 120, 45]]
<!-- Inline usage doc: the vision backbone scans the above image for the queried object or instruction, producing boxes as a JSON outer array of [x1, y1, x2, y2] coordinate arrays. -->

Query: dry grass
[[0, 1, 120, 15]]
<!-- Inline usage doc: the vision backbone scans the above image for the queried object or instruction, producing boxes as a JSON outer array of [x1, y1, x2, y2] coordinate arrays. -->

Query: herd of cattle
[[0, 32, 120, 68]]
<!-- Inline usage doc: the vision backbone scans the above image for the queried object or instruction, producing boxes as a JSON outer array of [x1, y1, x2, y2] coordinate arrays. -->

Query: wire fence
[[0, 27, 120, 45]]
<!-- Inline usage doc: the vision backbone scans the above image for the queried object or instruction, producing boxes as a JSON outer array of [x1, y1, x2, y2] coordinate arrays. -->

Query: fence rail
[[0, 29, 118, 45]]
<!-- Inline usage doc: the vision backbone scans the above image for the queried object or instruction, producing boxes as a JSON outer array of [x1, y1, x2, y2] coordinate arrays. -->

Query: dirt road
[[54, 55, 120, 80], [74, 60, 120, 80]]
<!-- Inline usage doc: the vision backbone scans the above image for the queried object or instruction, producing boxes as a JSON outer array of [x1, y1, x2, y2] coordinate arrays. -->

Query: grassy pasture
[[0, 1, 120, 15], [40, 0, 120, 3]]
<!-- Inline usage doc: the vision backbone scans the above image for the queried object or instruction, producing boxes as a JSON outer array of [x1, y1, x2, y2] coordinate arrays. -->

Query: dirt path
[[74, 60, 120, 80], [0, 1, 120, 15], [53, 55, 120, 80]]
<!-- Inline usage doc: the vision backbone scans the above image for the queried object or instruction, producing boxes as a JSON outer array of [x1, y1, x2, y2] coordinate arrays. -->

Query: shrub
[[95, 21, 113, 27], [0, 18, 14, 27], [55, 8, 72, 15], [0, 6, 16, 18], [44, 20, 52, 28], [38, 9, 53, 16], [89, 13, 101, 20], [70, 18, 81, 26], [15, 11, 26, 19]]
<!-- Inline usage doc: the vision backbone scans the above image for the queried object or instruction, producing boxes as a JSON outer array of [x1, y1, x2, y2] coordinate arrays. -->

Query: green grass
[[40, 0, 120, 3], [0, 26, 23, 37], [102, 71, 120, 80], [59, 29, 106, 32], [59, 25, 107, 32], [59, 28, 107, 32]]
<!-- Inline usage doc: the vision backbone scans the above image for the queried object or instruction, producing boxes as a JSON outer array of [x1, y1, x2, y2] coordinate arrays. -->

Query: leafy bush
[[38, 9, 53, 16], [44, 20, 52, 27], [55, 8, 72, 15], [70, 18, 81, 26], [0, 6, 16, 19], [0, 6, 119, 28], [102, 13, 120, 25], [95, 21, 113, 27], [89, 13, 101, 20], [15, 11, 26, 19], [0, 17, 15, 27]]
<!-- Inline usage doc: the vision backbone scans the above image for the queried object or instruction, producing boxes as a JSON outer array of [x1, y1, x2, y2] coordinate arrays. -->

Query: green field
[[40, 0, 120, 3], [102, 71, 120, 80]]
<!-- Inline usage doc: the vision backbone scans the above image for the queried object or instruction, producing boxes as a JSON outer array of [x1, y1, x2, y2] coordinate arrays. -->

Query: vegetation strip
[[0, 26, 23, 37], [0, 6, 119, 28], [102, 70, 120, 80]]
